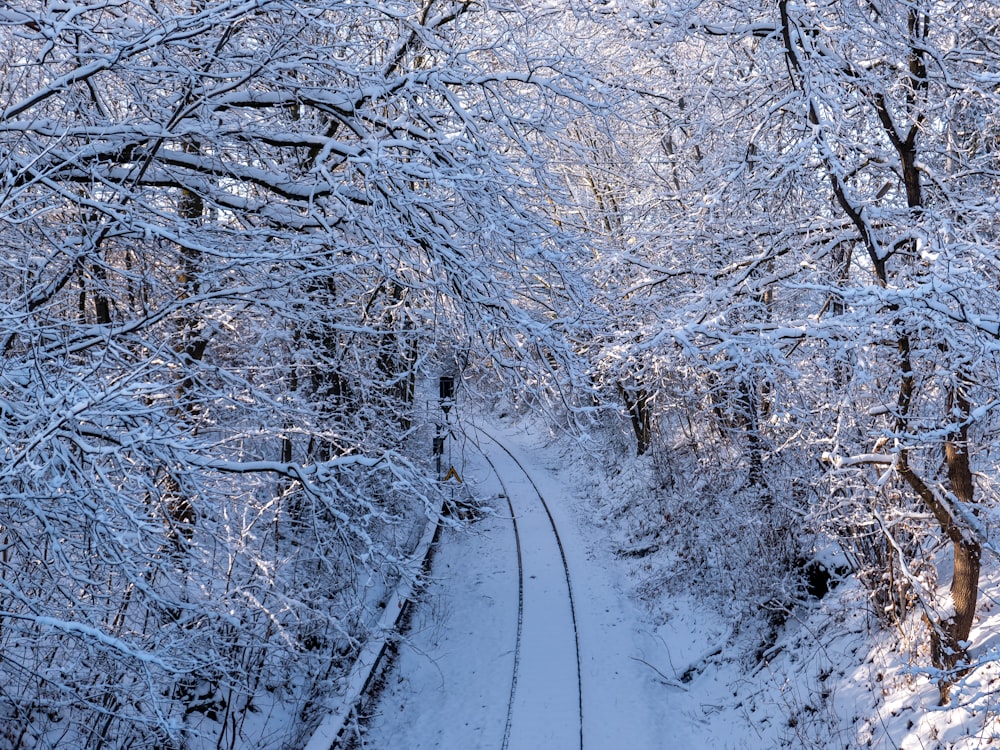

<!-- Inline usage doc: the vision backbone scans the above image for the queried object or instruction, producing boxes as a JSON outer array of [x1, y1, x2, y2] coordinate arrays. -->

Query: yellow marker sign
[[444, 466, 462, 483]]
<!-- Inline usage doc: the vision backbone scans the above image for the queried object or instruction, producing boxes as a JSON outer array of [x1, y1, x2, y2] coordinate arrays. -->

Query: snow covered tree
[[0, 0, 596, 745], [601, 0, 1000, 702], [773, 0, 1000, 701]]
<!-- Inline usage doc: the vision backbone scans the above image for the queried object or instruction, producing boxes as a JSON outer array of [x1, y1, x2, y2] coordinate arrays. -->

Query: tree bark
[[936, 379, 981, 703], [619, 383, 652, 456], [894, 370, 980, 702]]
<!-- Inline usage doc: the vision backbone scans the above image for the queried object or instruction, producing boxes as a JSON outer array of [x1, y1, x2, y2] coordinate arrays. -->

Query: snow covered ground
[[344, 418, 1000, 749], [353, 420, 665, 748]]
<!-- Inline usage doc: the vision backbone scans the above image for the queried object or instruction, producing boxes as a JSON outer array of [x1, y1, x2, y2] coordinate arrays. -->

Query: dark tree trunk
[[619, 384, 652, 456], [934, 379, 981, 703], [896, 368, 980, 703]]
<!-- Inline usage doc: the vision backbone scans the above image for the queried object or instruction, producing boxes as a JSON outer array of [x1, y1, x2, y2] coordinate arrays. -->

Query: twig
[[630, 656, 689, 690]]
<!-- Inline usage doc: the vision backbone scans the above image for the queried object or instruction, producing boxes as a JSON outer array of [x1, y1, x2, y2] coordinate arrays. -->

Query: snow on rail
[[302, 511, 442, 750]]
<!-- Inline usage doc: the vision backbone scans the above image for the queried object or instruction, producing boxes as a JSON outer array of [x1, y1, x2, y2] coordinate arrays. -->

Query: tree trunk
[[619, 383, 652, 456], [933, 378, 981, 703], [896, 369, 980, 703]]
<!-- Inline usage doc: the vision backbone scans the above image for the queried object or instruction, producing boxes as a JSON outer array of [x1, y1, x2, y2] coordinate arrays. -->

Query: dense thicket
[[0, 1, 593, 746], [3, 0, 1000, 744], [587, 0, 1000, 704]]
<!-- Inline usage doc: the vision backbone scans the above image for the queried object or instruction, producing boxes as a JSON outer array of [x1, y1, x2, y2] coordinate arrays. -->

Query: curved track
[[344, 424, 587, 750], [478, 446, 525, 750], [470, 424, 584, 750]]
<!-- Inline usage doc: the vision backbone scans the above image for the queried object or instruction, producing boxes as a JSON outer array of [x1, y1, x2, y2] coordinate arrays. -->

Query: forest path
[[353, 420, 666, 749]]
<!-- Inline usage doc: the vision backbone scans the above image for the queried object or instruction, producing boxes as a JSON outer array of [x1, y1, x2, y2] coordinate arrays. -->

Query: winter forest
[[3, 0, 1000, 747]]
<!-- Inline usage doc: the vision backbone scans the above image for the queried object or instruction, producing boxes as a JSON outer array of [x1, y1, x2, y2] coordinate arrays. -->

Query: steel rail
[[467, 433, 525, 750], [470, 424, 584, 750]]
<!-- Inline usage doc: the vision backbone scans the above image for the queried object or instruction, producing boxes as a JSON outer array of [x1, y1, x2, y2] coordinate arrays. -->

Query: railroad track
[[311, 423, 584, 750], [469, 424, 584, 750], [469, 430, 525, 750]]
